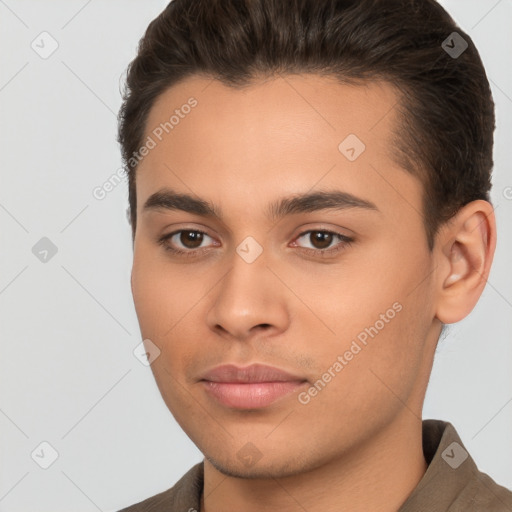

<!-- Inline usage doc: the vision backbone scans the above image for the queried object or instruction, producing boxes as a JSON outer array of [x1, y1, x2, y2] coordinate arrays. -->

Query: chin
[[205, 452, 312, 480]]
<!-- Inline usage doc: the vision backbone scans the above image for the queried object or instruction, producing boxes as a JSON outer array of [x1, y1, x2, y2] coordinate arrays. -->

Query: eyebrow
[[142, 187, 379, 221]]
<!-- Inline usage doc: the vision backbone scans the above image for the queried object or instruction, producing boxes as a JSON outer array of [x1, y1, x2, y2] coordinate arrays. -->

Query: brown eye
[[179, 230, 204, 249], [293, 229, 354, 257], [158, 229, 215, 256], [309, 231, 333, 249]]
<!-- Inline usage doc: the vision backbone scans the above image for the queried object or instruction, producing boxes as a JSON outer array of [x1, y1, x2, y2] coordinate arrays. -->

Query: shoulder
[[458, 468, 512, 510], [400, 419, 512, 511], [116, 462, 204, 512]]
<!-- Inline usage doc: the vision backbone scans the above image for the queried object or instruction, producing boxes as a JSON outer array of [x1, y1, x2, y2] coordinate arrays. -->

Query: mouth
[[199, 363, 308, 409]]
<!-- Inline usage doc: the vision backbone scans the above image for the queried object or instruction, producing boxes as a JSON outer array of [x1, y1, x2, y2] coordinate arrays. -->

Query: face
[[131, 74, 442, 478]]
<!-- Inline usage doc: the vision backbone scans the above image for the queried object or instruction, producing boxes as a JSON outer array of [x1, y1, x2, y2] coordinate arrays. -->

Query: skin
[[130, 74, 496, 511]]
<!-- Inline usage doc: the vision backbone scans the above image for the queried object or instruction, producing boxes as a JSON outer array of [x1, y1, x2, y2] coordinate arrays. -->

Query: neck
[[200, 412, 427, 512]]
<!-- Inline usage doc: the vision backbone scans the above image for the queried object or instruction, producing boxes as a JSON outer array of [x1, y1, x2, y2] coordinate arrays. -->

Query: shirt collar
[[399, 419, 480, 510]]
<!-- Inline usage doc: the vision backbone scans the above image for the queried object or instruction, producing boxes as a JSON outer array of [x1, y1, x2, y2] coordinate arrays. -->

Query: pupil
[[181, 231, 203, 248], [312, 231, 332, 249]]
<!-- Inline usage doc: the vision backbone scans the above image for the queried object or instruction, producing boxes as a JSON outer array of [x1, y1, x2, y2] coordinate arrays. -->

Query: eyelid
[[290, 223, 353, 240]]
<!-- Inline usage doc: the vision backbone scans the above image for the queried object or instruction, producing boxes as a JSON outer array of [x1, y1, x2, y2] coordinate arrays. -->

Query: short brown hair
[[118, 0, 495, 250]]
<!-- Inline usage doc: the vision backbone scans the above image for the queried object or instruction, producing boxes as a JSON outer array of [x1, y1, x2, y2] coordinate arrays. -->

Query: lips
[[200, 364, 308, 409], [200, 363, 305, 383]]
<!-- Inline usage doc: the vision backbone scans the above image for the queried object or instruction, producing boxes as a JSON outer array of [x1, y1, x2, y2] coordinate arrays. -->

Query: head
[[118, 0, 496, 478]]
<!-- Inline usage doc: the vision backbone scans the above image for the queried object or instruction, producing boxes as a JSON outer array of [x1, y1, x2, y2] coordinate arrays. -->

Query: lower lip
[[201, 380, 307, 409]]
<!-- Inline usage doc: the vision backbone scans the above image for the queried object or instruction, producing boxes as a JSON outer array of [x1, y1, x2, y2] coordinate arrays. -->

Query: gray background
[[0, 1, 511, 511]]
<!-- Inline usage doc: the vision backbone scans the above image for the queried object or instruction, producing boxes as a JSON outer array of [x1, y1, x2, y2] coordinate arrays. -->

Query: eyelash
[[157, 229, 354, 259]]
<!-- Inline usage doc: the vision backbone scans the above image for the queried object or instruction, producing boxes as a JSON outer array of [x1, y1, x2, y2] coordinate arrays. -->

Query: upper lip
[[200, 364, 306, 383]]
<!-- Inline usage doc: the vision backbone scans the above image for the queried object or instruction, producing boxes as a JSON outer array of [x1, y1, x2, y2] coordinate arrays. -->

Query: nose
[[206, 249, 290, 342]]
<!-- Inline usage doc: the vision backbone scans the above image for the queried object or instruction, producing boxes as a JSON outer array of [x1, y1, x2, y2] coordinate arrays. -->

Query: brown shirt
[[118, 419, 512, 511]]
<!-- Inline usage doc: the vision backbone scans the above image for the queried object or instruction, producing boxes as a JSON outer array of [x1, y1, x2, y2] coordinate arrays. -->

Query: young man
[[117, 0, 512, 510]]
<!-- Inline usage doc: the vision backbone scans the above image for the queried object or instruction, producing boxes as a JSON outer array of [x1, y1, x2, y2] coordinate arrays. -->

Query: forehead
[[142, 74, 401, 154], [136, 74, 420, 223]]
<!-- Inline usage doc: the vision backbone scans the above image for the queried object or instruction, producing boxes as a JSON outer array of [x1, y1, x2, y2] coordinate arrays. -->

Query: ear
[[434, 200, 496, 324]]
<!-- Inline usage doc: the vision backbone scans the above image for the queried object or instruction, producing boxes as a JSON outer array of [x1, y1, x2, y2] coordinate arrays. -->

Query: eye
[[292, 229, 354, 256], [158, 229, 217, 257]]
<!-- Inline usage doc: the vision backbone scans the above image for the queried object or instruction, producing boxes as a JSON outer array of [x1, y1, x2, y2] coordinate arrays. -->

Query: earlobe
[[435, 200, 496, 324]]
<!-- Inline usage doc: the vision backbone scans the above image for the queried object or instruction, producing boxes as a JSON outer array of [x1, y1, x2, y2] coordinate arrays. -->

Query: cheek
[[131, 241, 195, 337], [282, 235, 427, 344], [131, 263, 166, 339], [301, 239, 433, 389], [131, 241, 177, 343], [130, 246, 211, 373], [297, 303, 427, 442], [130, 252, 202, 414]]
